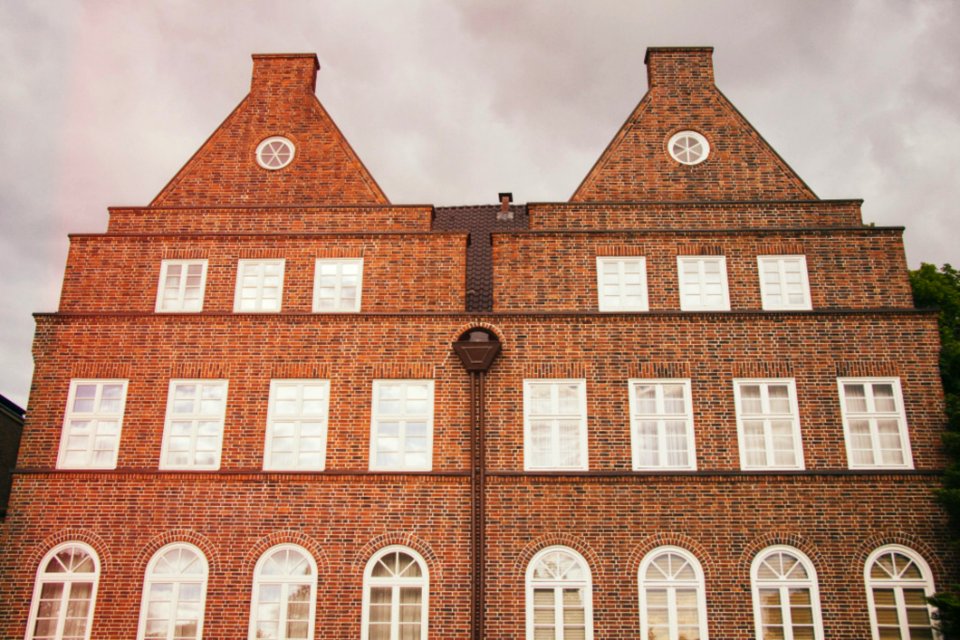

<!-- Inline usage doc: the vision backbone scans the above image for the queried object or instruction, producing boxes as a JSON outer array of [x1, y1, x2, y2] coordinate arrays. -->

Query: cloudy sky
[[1, 0, 958, 408]]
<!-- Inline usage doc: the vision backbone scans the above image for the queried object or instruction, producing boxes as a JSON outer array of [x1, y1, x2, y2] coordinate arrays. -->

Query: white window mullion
[[554, 588, 564, 640]]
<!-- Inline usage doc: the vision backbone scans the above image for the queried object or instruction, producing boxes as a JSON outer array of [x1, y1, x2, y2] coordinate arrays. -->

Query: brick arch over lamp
[[450, 321, 508, 346]]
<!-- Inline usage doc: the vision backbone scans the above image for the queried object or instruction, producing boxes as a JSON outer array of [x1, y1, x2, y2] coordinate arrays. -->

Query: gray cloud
[[0, 0, 957, 407]]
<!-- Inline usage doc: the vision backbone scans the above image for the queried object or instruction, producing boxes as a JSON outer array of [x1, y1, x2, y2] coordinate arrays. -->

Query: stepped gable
[[151, 53, 388, 206], [433, 203, 528, 312], [571, 47, 816, 202]]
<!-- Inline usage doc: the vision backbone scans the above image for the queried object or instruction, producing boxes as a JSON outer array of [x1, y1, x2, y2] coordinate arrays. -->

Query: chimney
[[497, 192, 513, 220], [644, 47, 714, 90], [251, 53, 321, 96]]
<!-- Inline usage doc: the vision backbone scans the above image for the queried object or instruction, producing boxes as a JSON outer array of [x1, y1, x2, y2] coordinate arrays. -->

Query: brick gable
[[151, 54, 388, 207], [571, 47, 816, 202]]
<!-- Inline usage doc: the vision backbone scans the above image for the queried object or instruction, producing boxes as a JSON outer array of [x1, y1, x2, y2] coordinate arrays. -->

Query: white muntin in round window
[[668, 130, 710, 165], [256, 136, 295, 170]]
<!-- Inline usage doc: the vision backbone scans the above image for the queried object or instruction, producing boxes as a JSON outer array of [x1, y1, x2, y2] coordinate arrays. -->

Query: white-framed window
[[156, 260, 208, 313], [523, 379, 589, 471], [865, 545, 938, 640], [136, 543, 208, 640], [248, 544, 318, 640], [758, 256, 812, 311], [361, 545, 429, 640], [256, 136, 296, 170], [629, 379, 697, 470], [677, 256, 730, 311], [369, 380, 434, 471], [638, 546, 709, 640], [668, 131, 710, 165], [234, 259, 285, 312], [25, 542, 101, 640], [596, 257, 649, 312], [751, 546, 824, 640], [838, 378, 913, 469], [313, 258, 363, 312], [734, 379, 805, 470], [159, 380, 228, 470], [56, 379, 128, 470], [264, 380, 330, 471], [526, 546, 594, 640]]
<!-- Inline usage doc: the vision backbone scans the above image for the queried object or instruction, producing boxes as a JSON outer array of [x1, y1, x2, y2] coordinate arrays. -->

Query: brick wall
[[493, 229, 912, 311]]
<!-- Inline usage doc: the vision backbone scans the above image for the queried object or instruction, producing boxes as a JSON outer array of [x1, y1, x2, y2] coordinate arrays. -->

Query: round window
[[667, 131, 709, 165], [256, 136, 295, 170]]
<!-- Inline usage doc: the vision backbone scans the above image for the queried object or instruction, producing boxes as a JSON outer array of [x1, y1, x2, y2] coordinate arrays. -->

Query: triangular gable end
[[152, 54, 388, 206], [571, 47, 816, 202]]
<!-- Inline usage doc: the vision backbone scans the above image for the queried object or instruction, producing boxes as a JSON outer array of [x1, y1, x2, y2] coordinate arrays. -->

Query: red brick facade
[[0, 48, 952, 639]]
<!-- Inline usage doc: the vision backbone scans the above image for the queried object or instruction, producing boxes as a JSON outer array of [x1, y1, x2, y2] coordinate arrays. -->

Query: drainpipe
[[452, 329, 501, 640]]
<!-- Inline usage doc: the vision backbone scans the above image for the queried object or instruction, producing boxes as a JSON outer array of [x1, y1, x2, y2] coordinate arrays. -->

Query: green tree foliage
[[910, 263, 960, 637]]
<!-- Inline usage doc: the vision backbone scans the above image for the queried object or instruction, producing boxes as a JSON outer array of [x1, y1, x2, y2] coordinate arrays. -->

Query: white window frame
[[369, 380, 435, 472], [313, 258, 364, 313], [523, 379, 589, 471], [25, 542, 101, 640], [136, 542, 209, 640], [864, 544, 939, 640], [638, 546, 709, 640], [155, 259, 208, 313], [750, 545, 824, 640], [837, 377, 914, 470], [234, 259, 285, 313], [361, 545, 429, 640], [628, 379, 697, 470], [525, 545, 594, 640], [596, 256, 649, 312], [757, 255, 812, 311], [248, 544, 318, 640], [734, 379, 805, 470], [263, 379, 330, 471], [56, 379, 129, 470], [677, 256, 730, 311], [159, 379, 228, 470]]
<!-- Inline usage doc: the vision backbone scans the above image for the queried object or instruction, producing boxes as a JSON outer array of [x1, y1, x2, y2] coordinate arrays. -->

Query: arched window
[[525, 546, 594, 640], [248, 544, 318, 640], [26, 542, 101, 640], [865, 545, 938, 639], [136, 543, 209, 640], [361, 546, 429, 640], [638, 546, 708, 640], [750, 546, 823, 640]]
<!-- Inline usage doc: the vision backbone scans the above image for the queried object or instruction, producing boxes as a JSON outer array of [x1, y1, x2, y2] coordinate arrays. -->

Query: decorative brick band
[[629, 361, 692, 379], [351, 532, 440, 580], [834, 360, 900, 377], [514, 534, 603, 581], [522, 363, 588, 379], [237, 248, 286, 259], [676, 243, 724, 256], [850, 531, 945, 580], [134, 529, 219, 575], [270, 363, 332, 379], [596, 244, 646, 257], [169, 362, 231, 379], [757, 242, 806, 255], [162, 247, 207, 259], [242, 530, 329, 577], [732, 360, 794, 378], [737, 531, 825, 576], [370, 363, 436, 379], [314, 247, 364, 258], [626, 533, 715, 578], [26, 529, 111, 574], [70, 361, 133, 379]]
